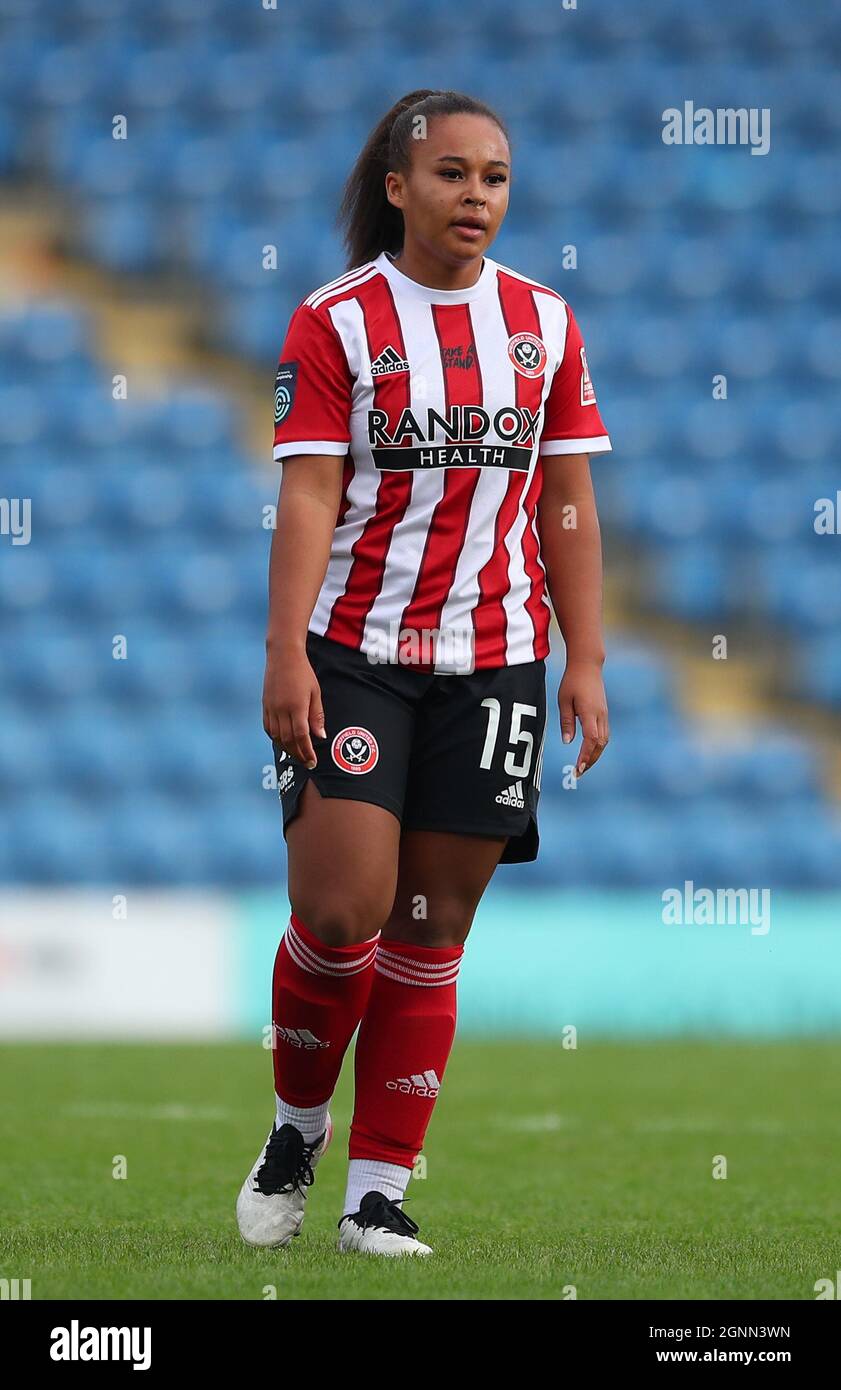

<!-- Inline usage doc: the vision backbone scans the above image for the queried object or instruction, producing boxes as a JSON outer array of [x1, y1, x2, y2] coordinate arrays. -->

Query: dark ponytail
[[336, 89, 511, 271]]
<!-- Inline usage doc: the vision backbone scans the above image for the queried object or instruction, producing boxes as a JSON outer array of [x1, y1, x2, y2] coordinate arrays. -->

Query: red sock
[[349, 938, 464, 1166], [272, 913, 379, 1107]]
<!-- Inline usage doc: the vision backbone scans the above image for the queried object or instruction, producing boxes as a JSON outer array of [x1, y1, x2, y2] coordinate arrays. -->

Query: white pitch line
[[62, 1102, 234, 1122], [501, 1115, 790, 1136], [503, 1114, 580, 1132]]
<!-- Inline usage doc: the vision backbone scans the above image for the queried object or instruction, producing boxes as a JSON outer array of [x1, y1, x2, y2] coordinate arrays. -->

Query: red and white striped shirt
[[272, 250, 611, 673]]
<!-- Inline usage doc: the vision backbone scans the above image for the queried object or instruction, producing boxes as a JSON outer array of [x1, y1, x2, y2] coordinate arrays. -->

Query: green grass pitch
[[1, 1039, 839, 1300]]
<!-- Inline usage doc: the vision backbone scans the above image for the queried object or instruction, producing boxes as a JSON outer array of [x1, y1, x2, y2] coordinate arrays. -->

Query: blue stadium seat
[[83, 198, 169, 275], [643, 544, 730, 622], [9, 795, 114, 884], [0, 705, 54, 790], [799, 637, 841, 707], [106, 794, 215, 884]]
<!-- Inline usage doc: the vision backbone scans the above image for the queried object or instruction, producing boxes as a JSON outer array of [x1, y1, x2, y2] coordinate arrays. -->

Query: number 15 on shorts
[[479, 697, 546, 791]]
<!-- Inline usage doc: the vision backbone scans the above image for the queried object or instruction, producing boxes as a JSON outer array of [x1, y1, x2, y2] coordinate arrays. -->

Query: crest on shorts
[[274, 361, 298, 425], [331, 726, 379, 775], [508, 333, 547, 378]]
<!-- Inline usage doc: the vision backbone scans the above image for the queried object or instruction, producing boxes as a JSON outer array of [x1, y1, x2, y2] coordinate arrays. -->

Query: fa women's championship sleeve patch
[[274, 362, 298, 424], [538, 305, 612, 456], [579, 347, 596, 406], [272, 303, 354, 460]]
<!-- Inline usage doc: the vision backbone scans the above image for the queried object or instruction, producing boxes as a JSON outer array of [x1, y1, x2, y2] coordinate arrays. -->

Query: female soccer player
[[237, 89, 612, 1257]]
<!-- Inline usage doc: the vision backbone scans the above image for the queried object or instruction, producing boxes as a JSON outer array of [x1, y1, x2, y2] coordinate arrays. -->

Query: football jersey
[[272, 249, 611, 673]]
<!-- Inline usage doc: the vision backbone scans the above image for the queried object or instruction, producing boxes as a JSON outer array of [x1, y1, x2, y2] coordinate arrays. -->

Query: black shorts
[[272, 631, 548, 864]]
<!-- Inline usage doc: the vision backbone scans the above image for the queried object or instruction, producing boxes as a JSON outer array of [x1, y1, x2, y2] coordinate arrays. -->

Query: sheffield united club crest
[[507, 332, 547, 379], [330, 726, 379, 775]]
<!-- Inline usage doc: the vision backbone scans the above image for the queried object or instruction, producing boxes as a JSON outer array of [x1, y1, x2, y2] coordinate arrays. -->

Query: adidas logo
[[386, 1069, 441, 1097], [371, 345, 410, 377], [274, 1026, 330, 1049], [495, 781, 525, 809]]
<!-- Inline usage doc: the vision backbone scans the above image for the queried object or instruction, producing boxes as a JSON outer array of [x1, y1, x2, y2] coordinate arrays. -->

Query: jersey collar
[[375, 250, 496, 304]]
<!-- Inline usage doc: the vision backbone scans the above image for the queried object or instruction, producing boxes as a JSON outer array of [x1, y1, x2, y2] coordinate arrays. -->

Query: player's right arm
[[264, 301, 354, 767], [263, 456, 343, 768]]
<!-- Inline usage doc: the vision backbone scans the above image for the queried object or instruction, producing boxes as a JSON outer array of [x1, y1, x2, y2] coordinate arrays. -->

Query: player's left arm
[[537, 453, 609, 777]]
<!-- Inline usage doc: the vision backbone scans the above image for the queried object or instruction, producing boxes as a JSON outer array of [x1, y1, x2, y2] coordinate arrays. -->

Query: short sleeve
[[539, 304, 612, 456], [272, 303, 353, 460]]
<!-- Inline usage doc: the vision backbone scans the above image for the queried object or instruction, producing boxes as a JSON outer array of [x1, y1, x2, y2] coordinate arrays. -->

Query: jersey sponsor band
[[368, 402, 540, 471]]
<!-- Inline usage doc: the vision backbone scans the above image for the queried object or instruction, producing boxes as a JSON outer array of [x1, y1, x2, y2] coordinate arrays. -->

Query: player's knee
[[386, 896, 475, 948], [292, 893, 393, 947]]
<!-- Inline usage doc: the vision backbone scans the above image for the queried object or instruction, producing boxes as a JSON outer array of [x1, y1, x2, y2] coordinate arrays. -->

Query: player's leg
[[271, 633, 421, 1140], [238, 781, 401, 1247], [269, 779, 399, 1145], [337, 656, 547, 1255], [338, 828, 506, 1256], [238, 633, 424, 1247]]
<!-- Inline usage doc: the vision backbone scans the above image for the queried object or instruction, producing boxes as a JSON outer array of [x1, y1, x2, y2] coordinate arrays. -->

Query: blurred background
[[1, 0, 841, 1043]]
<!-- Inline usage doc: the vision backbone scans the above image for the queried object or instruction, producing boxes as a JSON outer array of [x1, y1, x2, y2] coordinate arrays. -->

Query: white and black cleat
[[237, 1117, 332, 1248], [337, 1191, 432, 1257]]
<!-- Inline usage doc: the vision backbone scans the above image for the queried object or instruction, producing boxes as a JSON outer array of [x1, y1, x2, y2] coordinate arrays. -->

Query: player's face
[[388, 114, 510, 267]]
